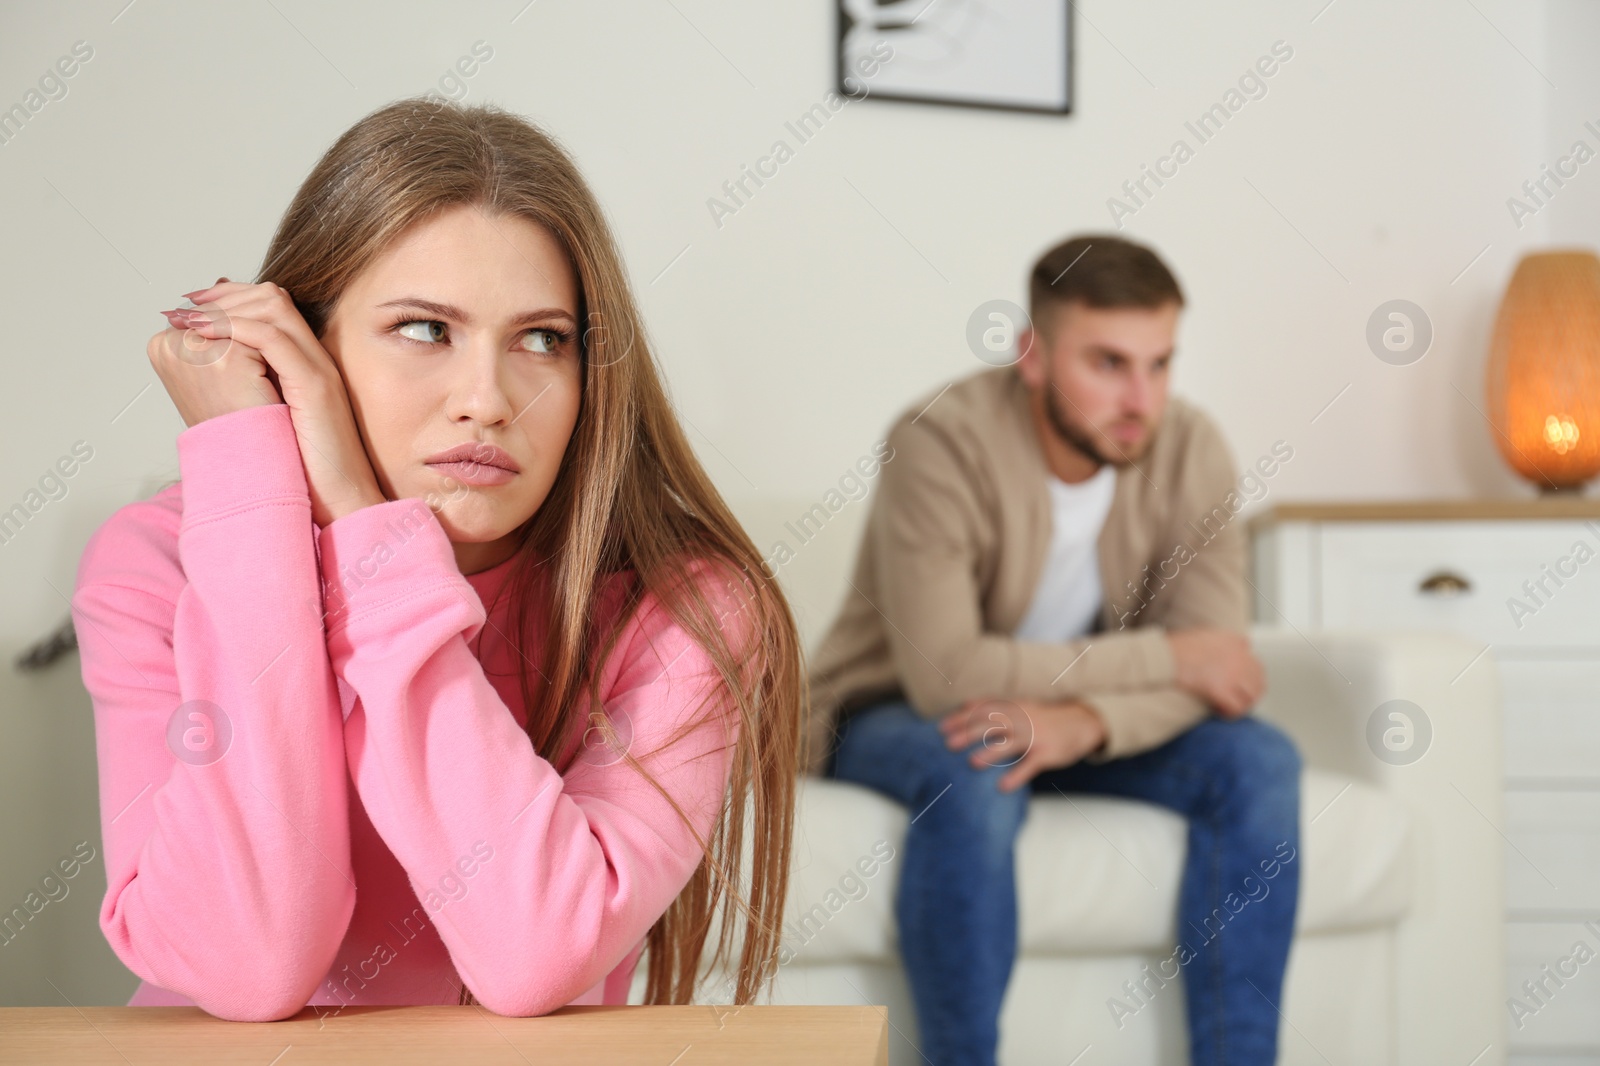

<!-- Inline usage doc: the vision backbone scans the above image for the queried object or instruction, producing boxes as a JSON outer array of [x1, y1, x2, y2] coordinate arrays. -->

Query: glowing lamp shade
[[1485, 249, 1600, 492]]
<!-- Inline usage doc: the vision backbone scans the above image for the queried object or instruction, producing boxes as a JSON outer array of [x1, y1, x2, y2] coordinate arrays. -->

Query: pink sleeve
[[73, 403, 354, 1021], [317, 498, 748, 1016]]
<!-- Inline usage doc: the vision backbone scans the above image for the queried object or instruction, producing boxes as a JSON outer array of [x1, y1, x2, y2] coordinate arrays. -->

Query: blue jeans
[[824, 699, 1301, 1066]]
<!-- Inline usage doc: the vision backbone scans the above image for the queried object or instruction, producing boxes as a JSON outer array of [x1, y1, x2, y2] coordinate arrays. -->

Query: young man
[[805, 235, 1301, 1066]]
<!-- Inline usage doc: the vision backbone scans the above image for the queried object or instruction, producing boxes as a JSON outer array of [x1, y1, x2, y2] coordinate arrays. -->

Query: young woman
[[73, 96, 804, 1021]]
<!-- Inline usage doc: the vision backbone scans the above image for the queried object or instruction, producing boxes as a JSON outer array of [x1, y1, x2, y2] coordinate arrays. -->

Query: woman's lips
[[426, 460, 517, 486]]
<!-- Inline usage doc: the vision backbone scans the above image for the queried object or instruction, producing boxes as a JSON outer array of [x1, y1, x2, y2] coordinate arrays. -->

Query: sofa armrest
[[1249, 626, 1507, 1066]]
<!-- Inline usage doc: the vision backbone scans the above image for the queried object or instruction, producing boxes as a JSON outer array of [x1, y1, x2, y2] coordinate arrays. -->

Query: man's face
[[1016, 299, 1179, 466]]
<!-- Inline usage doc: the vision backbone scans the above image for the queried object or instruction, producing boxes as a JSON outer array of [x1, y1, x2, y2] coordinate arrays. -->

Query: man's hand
[[938, 697, 1107, 793], [1167, 628, 1265, 718]]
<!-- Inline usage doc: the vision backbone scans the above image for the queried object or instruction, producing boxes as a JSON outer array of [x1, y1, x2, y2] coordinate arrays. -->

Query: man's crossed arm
[[938, 629, 1265, 792]]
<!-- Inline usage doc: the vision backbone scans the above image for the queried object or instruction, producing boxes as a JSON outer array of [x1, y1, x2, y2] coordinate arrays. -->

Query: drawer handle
[[1418, 570, 1472, 596]]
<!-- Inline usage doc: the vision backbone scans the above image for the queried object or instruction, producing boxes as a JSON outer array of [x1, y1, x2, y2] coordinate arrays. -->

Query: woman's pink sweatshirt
[[72, 402, 745, 1020]]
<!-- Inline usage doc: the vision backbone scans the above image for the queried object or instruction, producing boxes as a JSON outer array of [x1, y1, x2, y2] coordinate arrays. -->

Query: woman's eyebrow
[[376, 297, 577, 328]]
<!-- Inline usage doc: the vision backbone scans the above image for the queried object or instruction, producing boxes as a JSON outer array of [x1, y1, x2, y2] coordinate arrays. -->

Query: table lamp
[[1485, 248, 1600, 493]]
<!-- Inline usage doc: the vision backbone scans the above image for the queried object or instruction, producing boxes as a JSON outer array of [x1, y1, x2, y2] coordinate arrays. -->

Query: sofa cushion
[[780, 768, 1412, 965]]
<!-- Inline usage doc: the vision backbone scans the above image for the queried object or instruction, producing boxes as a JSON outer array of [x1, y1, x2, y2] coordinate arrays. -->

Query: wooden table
[[0, 1004, 889, 1064]]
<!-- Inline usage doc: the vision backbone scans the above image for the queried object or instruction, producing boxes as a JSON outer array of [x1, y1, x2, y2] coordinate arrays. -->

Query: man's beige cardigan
[[802, 364, 1250, 777]]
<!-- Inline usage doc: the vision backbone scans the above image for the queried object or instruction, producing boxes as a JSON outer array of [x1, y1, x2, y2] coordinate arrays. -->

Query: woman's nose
[[446, 340, 515, 425]]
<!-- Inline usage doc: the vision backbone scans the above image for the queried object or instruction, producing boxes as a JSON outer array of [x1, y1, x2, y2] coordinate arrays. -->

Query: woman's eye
[[521, 329, 561, 354], [393, 320, 563, 353], [397, 320, 446, 344]]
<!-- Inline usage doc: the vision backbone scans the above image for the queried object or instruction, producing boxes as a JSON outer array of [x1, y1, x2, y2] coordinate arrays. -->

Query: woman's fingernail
[[180, 277, 227, 300]]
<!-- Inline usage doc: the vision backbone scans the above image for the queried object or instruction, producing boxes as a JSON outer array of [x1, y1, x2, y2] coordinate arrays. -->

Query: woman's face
[[321, 204, 583, 575]]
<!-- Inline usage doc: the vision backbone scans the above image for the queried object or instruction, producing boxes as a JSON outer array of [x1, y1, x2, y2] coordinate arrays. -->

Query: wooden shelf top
[[0, 1004, 890, 1065], [1248, 498, 1600, 530]]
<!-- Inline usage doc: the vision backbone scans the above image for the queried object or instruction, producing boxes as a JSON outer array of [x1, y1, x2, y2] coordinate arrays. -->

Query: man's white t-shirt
[[1011, 464, 1118, 642]]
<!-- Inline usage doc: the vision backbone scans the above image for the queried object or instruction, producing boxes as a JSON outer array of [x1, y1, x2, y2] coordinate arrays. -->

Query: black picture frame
[[836, 0, 1073, 115]]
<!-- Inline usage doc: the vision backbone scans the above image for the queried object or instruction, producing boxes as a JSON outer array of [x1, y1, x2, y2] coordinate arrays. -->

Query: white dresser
[[1251, 501, 1600, 1064]]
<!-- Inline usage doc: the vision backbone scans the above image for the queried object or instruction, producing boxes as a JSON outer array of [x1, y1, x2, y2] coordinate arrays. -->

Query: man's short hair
[[1028, 234, 1185, 336]]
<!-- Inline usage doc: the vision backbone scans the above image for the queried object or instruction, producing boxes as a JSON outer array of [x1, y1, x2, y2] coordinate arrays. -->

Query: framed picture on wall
[[837, 0, 1073, 114]]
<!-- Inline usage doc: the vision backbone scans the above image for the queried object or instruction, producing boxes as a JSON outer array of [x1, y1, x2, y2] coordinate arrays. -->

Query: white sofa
[[634, 628, 1508, 1065]]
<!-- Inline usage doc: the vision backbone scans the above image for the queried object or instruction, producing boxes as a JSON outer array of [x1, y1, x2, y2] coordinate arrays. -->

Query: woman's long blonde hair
[[253, 96, 804, 1007]]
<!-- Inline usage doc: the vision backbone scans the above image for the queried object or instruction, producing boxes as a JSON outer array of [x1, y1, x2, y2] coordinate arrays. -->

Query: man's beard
[[1040, 382, 1145, 469]]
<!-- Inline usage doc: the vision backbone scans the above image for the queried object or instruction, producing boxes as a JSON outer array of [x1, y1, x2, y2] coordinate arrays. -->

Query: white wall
[[1545, 0, 1600, 245], [0, 0, 1592, 1005]]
